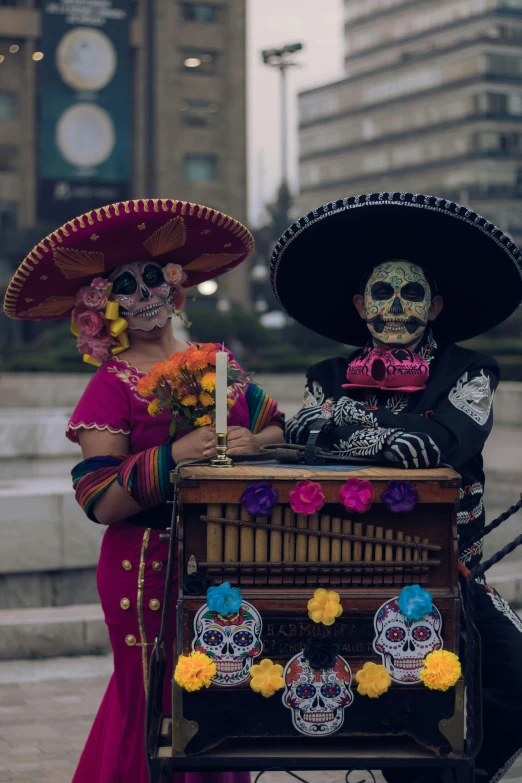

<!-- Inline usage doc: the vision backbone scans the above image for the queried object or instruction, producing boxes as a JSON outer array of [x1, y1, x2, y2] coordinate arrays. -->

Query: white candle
[[215, 349, 228, 434]]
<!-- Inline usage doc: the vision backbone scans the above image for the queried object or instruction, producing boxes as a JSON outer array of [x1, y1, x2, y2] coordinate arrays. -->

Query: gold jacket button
[[125, 634, 137, 646], [120, 598, 131, 610], [149, 599, 161, 611], [122, 560, 132, 571], [152, 561, 163, 571]]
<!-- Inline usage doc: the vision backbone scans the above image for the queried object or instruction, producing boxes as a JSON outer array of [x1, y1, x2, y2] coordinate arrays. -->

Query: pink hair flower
[[90, 277, 111, 291], [76, 285, 107, 311], [289, 480, 325, 515], [163, 263, 187, 287], [339, 478, 374, 513]]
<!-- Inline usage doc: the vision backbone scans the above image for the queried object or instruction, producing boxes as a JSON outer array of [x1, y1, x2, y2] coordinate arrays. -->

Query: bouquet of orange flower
[[136, 343, 249, 438]]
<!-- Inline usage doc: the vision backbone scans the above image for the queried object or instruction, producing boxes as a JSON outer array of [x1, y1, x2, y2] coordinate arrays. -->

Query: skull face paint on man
[[110, 261, 173, 332], [363, 261, 432, 346]]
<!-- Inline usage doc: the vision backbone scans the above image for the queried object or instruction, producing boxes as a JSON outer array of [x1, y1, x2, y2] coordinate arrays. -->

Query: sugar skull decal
[[192, 601, 262, 686], [373, 597, 442, 683], [282, 652, 353, 736]]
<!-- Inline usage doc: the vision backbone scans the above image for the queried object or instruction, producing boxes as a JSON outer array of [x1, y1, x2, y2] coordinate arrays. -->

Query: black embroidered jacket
[[286, 334, 499, 569]]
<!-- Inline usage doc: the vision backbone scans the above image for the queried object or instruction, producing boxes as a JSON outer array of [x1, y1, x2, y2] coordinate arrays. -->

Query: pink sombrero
[[4, 198, 254, 320]]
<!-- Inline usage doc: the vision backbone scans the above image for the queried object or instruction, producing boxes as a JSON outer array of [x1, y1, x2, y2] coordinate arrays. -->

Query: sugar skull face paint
[[363, 261, 431, 345], [110, 261, 173, 332]]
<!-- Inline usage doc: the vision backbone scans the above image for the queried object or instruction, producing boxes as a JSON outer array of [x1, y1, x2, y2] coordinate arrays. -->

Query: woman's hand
[[223, 426, 261, 456], [172, 426, 216, 462]]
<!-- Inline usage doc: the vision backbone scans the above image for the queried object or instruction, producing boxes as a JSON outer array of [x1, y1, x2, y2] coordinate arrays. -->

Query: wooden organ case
[[165, 464, 463, 768]]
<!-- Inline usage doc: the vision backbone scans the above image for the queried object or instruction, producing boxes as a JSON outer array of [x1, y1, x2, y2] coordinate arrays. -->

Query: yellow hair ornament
[[109, 317, 128, 338], [83, 353, 102, 367]]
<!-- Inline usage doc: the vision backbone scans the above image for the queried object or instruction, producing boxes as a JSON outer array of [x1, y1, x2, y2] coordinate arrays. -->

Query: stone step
[[0, 603, 110, 660], [0, 479, 104, 577]]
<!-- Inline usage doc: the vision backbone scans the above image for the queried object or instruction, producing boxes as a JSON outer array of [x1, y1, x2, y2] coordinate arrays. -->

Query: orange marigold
[[180, 394, 198, 407], [136, 376, 157, 398], [199, 391, 214, 407], [194, 414, 212, 427], [201, 372, 216, 392]]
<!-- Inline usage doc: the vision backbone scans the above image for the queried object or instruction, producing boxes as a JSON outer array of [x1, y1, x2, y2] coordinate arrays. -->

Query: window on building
[[0, 92, 18, 119], [181, 3, 219, 22], [180, 100, 219, 127], [486, 54, 522, 77], [181, 50, 218, 74], [183, 154, 217, 182], [0, 201, 17, 229], [0, 145, 18, 171]]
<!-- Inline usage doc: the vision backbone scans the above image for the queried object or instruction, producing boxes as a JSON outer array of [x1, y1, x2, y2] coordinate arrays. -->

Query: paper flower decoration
[[420, 650, 461, 691], [381, 480, 419, 513], [174, 651, 216, 692], [303, 635, 340, 670], [307, 588, 343, 626], [240, 481, 278, 516], [339, 478, 374, 513], [398, 584, 433, 622], [206, 582, 243, 616], [355, 662, 392, 698], [249, 658, 285, 697], [183, 572, 213, 596], [289, 480, 325, 515]]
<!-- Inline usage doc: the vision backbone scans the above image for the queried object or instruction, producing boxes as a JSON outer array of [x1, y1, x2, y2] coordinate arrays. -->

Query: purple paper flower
[[381, 480, 419, 513], [240, 481, 278, 516]]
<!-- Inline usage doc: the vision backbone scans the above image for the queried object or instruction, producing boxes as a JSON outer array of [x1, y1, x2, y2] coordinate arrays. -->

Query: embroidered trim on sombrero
[[269, 192, 522, 311], [4, 198, 254, 320]]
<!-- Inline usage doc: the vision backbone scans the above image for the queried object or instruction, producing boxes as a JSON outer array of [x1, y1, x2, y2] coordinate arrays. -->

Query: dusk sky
[[247, 0, 344, 226]]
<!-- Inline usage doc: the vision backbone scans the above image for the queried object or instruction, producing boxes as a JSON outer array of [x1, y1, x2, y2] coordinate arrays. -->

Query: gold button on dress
[[120, 598, 131, 610], [149, 599, 161, 611], [125, 634, 137, 646], [122, 560, 132, 571], [151, 561, 163, 571]]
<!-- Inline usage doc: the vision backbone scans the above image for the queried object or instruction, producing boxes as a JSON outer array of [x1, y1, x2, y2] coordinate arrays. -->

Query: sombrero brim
[[4, 198, 254, 320], [270, 192, 522, 345]]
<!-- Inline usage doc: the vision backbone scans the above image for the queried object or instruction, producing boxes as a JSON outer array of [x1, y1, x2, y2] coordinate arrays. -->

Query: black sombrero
[[270, 192, 522, 345]]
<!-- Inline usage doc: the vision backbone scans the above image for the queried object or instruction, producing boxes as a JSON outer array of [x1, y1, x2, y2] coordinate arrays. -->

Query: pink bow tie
[[342, 347, 429, 393]]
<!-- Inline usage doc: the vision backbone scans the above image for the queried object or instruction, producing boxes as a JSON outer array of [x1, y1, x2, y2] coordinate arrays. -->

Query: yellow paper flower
[[199, 391, 214, 407], [420, 649, 461, 691], [227, 397, 235, 408], [147, 398, 163, 417], [355, 662, 391, 698], [307, 588, 343, 626], [201, 372, 216, 392], [249, 658, 285, 698], [180, 394, 198, 407], [174, 651, 216, 692], [194, 414, 212, 427]]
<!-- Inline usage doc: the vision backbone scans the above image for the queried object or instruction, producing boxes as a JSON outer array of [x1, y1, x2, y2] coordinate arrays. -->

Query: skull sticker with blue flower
[[192, 601, 263, 686]]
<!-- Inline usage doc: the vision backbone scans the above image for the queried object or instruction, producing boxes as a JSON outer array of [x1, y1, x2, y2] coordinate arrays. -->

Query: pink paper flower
[[90, 277, 111, 291], [73, 306, 106, 338], [163, 263, 187, 286], [77, 331, 114, 363], [289, 480, 325, 515], [76, 285, 107, 311], [339, 478, 374, 513]]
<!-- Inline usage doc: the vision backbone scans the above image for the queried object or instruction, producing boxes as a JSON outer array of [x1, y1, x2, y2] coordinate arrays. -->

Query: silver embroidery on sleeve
[[448, 370, 494, 425]]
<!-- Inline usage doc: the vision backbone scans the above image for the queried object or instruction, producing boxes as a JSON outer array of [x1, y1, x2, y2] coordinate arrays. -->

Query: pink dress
[[67, 358, 252, 783]]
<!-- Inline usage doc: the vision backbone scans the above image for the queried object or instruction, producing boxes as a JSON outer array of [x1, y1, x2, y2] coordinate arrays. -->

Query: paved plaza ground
[[0, 656, 521, 783]]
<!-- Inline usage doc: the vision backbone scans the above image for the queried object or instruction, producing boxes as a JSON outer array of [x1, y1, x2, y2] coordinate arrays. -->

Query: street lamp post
[[261, 42, 304, 191]]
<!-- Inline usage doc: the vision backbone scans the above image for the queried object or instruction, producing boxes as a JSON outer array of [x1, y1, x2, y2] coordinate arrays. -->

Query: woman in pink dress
[[3, 198, 285, 783]]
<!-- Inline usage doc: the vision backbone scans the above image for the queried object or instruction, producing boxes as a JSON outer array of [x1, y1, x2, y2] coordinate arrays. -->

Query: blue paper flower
[[398, 584, 433, 622], [206, 582, 243, 616]]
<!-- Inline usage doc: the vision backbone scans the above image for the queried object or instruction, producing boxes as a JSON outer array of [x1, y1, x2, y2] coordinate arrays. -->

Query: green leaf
[[169, 420, 178, 438]]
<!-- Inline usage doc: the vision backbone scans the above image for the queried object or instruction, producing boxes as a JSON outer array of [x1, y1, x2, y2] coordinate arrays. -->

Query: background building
[[0, 0, 248, 324], [297, 0, 522, 244]]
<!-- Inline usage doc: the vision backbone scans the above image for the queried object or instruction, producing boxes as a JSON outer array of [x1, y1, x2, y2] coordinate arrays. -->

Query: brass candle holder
[[210, 432, 233, 468]]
